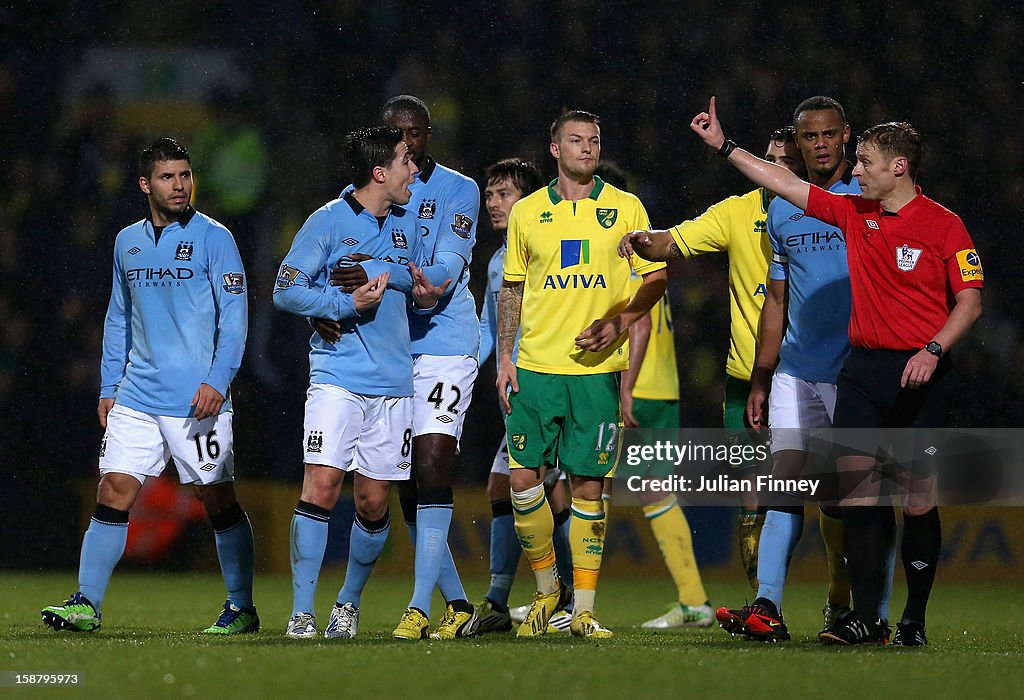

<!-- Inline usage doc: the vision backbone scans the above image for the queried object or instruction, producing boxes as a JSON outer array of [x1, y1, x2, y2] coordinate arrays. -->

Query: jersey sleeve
[[941, 215, 984, 293], [767, 204, 789, 282], [273, 208, 358, 321], [630, 198, 665, 276], [99, 237, 131, 399], [422, 177, 480, 295], [503, 201, 528, 282], [669, 197, 732, 258], [478, 257, 500, 363], [202, 226, 249, 396], [804, 185, 856, 230]]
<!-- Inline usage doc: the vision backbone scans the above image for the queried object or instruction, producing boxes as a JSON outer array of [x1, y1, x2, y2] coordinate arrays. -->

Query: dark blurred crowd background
[[2, 1, 1021, 567]]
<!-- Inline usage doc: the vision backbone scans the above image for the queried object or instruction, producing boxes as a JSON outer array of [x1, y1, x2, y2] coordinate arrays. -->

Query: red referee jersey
[[806, 185, 983, 350]]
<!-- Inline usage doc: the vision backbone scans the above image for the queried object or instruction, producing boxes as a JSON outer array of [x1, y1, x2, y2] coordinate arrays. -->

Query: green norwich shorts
[[632, 398, 679, 430], [506, 368, 621, 478], [723, 374, 768, 473]]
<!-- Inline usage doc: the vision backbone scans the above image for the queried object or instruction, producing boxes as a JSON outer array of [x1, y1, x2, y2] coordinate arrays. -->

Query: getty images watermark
[[612, 428, 1024, 507]]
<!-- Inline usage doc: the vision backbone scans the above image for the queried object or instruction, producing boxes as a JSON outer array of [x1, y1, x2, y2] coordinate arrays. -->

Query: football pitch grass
[[3, 572, 1022, 699]]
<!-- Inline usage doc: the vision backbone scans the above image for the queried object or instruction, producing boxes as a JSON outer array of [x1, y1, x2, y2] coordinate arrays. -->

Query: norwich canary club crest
[[511, 434, 527, 450], [596, 208, 617, 228]]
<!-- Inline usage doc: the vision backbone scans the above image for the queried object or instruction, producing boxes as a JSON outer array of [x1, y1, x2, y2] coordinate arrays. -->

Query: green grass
[[2, 572, 1022, 699]]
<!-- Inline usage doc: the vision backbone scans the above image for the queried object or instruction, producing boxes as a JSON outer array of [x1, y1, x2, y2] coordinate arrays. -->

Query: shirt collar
[[417, 156, 437, 183], [546, 175, 605, 205], [147, 206, 196, 232]]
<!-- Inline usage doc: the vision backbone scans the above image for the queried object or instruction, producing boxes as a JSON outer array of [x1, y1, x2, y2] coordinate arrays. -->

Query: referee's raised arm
[[691, 96, 811, 211]]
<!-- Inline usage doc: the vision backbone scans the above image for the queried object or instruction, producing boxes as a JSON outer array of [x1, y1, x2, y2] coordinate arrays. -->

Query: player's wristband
[[717, 139, 738, 158]]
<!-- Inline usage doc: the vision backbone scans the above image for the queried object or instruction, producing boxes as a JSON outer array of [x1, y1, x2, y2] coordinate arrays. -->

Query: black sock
[[900, 507, 941, 626], [843, 506, 894, 620]]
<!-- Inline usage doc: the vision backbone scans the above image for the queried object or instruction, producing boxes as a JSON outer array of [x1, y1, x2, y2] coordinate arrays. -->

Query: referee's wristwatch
[[923, 341, 943, 358]]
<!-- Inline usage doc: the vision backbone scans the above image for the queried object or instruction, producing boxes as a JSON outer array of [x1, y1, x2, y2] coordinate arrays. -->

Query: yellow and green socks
[[643, 495, 707, 605]]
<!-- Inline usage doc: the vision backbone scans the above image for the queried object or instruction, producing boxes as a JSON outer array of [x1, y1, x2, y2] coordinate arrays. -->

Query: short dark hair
[[550, 109, 600, 141], [381, 94, 430, 124], [344, 126, 404, 188], [793, 96, 847, 127], [139, 137, 190, 178], [858, 122, 923, 179], [485, 158, 544, 196], [595, 160, 628, 189], [770, 125, 797, 146]]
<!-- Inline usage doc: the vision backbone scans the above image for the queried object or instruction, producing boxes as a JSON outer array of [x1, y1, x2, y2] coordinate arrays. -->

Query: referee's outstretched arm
[[690, 96, 810, 211]]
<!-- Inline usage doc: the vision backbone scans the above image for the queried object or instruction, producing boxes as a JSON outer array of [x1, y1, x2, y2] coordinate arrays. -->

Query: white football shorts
[[768, 372, 837, 453], [303, 383, 413, 481], [412, 354, 478, 439], [99, 403, 234, 486]]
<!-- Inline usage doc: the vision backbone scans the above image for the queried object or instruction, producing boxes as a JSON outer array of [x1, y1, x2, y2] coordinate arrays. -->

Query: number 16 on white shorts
[[99, 403, 234, 485]]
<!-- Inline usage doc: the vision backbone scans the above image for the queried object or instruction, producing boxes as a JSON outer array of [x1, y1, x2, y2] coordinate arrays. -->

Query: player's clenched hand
[[618, 230, 653, 260], [496, 356, 518, 415], [330, 253, 374, 293], [353, 272, 390, 312], [575, 316, 626, 352], [691, 95, 726, 150], [191, 383, 224, 421], [311, 317, 342, 344], [97, 398, 115, 428], [901, 350, 938, 389], [409, 261, 451, 309]]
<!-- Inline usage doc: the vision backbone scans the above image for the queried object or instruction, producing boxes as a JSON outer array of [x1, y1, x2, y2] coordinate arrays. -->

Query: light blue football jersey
[[100, 209, 247, 417], [767, 170, 861, 383], [478, 242, 520, 366], [274, 192, 425, 397], [359, 157, 480, 358]]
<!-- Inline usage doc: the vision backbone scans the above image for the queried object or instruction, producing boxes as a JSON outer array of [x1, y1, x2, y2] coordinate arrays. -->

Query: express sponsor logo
[[956, 248, 984, 281]]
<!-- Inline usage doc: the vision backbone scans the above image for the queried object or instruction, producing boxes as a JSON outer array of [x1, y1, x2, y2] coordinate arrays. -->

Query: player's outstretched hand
[[691, 96, 726, 150], [576, 316, 626, 352], [496, 356, 518, 415], [409, 262, 451, 309], [98, 398, 115, 428], [311, 317, 342, 344], [191, 383, 225, 421], [618, 230, 652, 260], [901, 350, 938, 389], [330, 253, 374, 293], [353, 272, 390, 312]]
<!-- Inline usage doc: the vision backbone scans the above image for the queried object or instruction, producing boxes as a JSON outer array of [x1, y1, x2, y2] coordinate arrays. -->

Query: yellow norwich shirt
[[669, 188, 771, 382], [631, 273, 680, 401], [504, 176, 666, 375]]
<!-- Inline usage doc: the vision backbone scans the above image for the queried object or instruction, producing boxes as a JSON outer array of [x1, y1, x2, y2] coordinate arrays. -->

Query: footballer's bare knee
[[300, 463, 345, 510], [96, 472, 144, 511], [487, 472, 511, 502], [353, 476, 391, 521]]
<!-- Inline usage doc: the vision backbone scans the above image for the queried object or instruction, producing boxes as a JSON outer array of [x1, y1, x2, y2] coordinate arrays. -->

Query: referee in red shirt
[[689, 98, 984, 647]]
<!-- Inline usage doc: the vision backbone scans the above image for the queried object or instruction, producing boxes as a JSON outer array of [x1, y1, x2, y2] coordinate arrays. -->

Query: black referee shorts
[[834, 347, 954, 476]]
